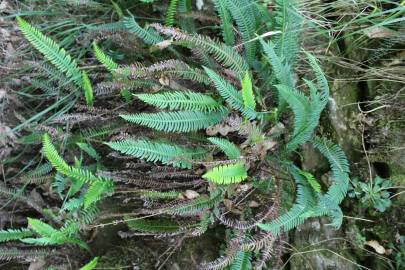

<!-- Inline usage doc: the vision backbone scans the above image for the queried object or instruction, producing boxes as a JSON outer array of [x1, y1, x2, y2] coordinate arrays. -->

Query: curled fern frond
[[120, 110, 228, 133], [208, 137, 240, 159], [203, 163, 247, 184], [135, 91, 222, 112], [106, 139, 206, 169]]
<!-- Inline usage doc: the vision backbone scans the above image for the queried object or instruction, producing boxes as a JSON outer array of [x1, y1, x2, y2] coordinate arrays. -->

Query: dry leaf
[[365, 240, 386, 254], [184, 190, 199, 199]]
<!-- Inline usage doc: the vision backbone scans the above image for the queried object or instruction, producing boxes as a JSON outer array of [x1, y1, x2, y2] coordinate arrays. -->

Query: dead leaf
[[184, 190, 199, 199], [150, 39, 173, 52], [249, 200, 260, 208], [365, 240, 386, 254]]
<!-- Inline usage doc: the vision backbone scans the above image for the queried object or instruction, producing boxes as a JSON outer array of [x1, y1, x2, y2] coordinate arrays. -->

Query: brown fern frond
[[199, 253, 236, 270], [0, 247, 54, 261], [216, 204, 278, 230]]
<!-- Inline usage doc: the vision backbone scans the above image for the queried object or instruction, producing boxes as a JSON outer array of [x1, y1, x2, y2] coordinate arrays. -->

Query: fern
[[241, 71, 256, 110], [126, 218, 180, 233], [164, 188, 224, 215], [123, 15, 163, 45], [299, 170, 321, 193], [312, 136, 350, 204], [16, 17, 82, 86], [213, 0, 235, 45], [138, 190, 180, 200], [92, 42, 118, 72], [120, 110, 228, 133], [258, 166, 317, 234], [0, 247, 51, 261], [229, 250, 252, 270], [208, 137, 241, 159], [0, 228, 33, 243], [42, 134, 113, 207], [204, 67, 257, 120], [224, 0, 257, 63], [151, 24, 248, 77], [135, 91, 222, 112], [203, 163, 248, 184], [82, 71, 94, 106], [106, 139, 206, 168], [165, 0, 179, 26], [79, 257, 98, 270]]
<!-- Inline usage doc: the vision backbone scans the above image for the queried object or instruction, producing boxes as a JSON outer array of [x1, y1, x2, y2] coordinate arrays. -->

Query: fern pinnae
[[120, 110, 228, 133], [92, 41, 119, 72], [106, 139, 205, 168], [224, 0, 257, 63], [204, 67, 257, 120], [241, 71, 256, 110], [0, 228, 33, 243], [203, 163, 247, 185], [208, 137, 241, 159], [123, 15, 163, 45], [82, 71, 94, 106], [16, 17, 82, 86], [165, 0, 179, 26], [135, 91, 222, 112], [213, 0, 235, 45]]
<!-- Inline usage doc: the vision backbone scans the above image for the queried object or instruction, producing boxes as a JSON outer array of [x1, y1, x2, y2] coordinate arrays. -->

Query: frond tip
[[203, 163, 248, 184]]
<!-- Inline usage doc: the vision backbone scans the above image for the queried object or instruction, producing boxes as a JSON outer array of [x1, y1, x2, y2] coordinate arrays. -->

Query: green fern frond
[[230, 250, 252, 270], [92, 42, 118, 72], [42, 134, 70, 174], [79, 257, 98, 270], [0, 228, 33, 243], [299, 170, 321, 193], [208, 137, 241, 159], [224, 0, 257, 63], [204, 67, 257, 120], [260, 39, 294, 88], [165, 0, 179, 26], [106, 139, 206, 168], [120, 110, 228, 133], [135, 91, 222, 112], [126, 218, 180, 233], [16, 17, 82, 86], [241, 71, 256, 110], [312, 136, 350, 204], [213, 0, 235, 45], [43, 134, 113, 206], [203, 163, 247, 184], [82, 71, 94, 106], [259, 165, 317, 234], [123, 15, 163, 45], [27, 218, 57, 237]]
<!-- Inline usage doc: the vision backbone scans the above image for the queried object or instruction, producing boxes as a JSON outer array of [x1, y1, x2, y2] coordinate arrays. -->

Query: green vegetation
[[0, 0, 403, 269]]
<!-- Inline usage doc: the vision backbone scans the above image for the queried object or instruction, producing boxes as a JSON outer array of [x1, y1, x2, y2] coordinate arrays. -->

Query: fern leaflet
[[208, 137, 241, 159], [203, 163, 248, 184]]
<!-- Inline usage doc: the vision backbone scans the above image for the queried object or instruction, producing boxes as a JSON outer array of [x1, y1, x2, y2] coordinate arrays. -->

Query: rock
[[289, 217, 357, 270]]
